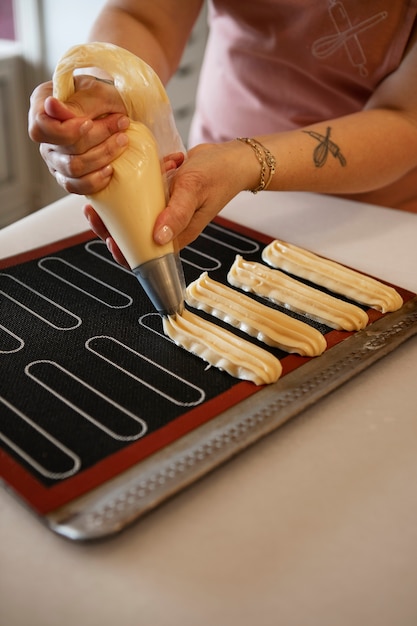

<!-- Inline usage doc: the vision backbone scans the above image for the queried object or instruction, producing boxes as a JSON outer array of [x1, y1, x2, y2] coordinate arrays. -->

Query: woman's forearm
[[88, 0, 203, 84], [253, 108, 417, 196]]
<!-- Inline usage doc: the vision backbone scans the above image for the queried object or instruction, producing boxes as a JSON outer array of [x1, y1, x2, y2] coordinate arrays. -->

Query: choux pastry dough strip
[[186, 272, 326, 356], [262, 240, 403, 313], [163, 309, 282, 385], [227, 256, 368, 331]]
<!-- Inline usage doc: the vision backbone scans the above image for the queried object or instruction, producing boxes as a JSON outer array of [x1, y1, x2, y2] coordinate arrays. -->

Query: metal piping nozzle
[[132, 252, 185, 317]]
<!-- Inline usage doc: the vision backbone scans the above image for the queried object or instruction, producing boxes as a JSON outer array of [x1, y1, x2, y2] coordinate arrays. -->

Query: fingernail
[[55, 172, 66, 186], [116, 133, 128, 147], [155, 224, 174, 245], [105, 237, 113, 254], [101, 164, 113, 178], [118, 116, 130, 130], [80, 119, 93, 135]]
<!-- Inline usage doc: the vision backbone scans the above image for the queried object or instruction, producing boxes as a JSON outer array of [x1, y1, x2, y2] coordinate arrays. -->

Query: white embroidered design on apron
[[312, 1, 388, 76]]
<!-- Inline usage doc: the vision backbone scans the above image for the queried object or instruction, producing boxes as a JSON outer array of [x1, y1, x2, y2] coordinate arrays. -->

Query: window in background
[[0, 0, 15, 40]]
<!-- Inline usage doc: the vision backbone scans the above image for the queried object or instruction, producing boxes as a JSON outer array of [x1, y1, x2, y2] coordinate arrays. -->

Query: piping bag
[[52, 42, 186, 316]]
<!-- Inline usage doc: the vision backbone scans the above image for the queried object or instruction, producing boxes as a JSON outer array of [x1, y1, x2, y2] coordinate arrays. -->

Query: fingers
[[30, 78, 131, 195], [29, 77, 130, 187], [83, 204, 130, 268], [153, 194, 196, 248], [71, 75, 127, 118], [29, 81, 92, 144], [106, 237, 130, 268], [164, 151, 186, 172], [153, 174, 211, 250], [83, 204, 111, 239], [31, 76, 126, 126], [44, 95, 78, 121], [51, 162, 114, 195], [36, 109, 129, 156], [84, 139, 237, 269], [40, 119, 129, 194], [153, 142, 243, 250], [67, 113, 130, 156]]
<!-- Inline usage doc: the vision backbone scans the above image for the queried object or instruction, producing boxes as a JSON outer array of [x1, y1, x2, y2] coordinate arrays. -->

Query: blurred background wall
[[0, 0, 207, 227]]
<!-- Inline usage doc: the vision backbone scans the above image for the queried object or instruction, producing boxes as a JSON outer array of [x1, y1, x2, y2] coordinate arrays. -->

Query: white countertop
[[1, 191, 417, 626]]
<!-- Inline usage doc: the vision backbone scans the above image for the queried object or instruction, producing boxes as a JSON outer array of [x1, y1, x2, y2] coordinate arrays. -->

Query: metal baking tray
[[46, 295, 417, 540], [1, 218, 416, 540]]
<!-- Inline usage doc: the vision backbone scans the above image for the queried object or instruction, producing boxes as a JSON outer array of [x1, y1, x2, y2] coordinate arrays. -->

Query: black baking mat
[[0, 217, 414, 516]]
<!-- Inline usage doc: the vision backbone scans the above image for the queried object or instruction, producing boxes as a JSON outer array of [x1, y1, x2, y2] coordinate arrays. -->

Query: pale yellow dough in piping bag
[[52, 42, 186, 315], [52, 42, 184, 160]]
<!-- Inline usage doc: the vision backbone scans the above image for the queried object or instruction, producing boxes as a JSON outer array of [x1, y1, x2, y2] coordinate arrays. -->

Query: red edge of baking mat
[[1, 218, 415, 515]]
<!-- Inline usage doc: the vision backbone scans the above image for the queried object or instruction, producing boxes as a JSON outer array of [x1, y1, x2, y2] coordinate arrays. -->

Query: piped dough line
[[227, 256, 369, 331], [262, 239, 403, 313], [186, 272, 327, 356], [163, 309, 282, 386]]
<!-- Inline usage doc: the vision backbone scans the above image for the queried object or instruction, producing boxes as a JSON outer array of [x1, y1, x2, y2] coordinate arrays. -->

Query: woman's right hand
[[28, 75, 130, 195]]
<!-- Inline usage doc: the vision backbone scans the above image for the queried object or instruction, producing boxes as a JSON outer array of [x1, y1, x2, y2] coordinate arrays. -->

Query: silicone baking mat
[[1, 217, 416, 539]]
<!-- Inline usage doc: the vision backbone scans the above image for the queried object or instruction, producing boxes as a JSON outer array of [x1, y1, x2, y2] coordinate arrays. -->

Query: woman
[[29, 0, 417, 265]]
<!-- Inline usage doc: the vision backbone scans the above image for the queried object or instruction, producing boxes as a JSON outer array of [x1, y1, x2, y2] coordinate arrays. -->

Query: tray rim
[[1, 218, 416, 540], [42, 295, 417, 541]]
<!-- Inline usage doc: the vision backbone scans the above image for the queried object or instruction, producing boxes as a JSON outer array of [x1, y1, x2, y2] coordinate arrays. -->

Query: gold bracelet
[[236, 137, 276, 194]]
